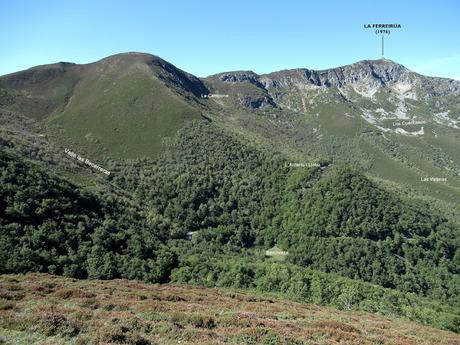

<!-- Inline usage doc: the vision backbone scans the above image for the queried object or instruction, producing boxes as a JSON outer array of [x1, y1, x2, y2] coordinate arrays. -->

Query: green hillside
[[48, 64, 202, 159], [201, 60, 460, 206], [203, 93, 460, 205], [0, 53, 208, 160]]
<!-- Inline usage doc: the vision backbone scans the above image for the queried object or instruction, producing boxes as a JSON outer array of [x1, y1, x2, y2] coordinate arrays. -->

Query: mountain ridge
[[4, 53, 459, 90], [205, 58, 460, 97], [0, 52, 209, 98]]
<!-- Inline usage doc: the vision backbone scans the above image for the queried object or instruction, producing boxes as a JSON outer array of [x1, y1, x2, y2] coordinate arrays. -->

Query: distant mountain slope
[[201, 59, 460, 204], [203, 59, 460, 110], [0, 52, 209, 159]]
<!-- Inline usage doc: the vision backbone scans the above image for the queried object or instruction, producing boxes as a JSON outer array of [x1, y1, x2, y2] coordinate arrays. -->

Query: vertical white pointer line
[[382, 35, 384, 58]]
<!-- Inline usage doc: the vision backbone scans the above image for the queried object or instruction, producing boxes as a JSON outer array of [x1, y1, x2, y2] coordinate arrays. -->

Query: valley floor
[[0, 274, 459, 345]]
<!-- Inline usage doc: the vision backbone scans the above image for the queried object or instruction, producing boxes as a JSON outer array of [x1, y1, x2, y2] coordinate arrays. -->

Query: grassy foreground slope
[[1, 274, 460, 345]]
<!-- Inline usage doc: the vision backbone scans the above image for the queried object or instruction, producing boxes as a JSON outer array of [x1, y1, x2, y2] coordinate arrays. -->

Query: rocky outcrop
[[202, 59, 460, 109]]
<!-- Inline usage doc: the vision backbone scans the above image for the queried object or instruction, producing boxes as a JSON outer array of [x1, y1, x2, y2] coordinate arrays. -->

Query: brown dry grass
[[0, 273, 459, 345]]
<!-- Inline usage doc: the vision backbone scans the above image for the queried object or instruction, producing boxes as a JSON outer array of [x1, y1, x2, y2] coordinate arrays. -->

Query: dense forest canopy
[[1, 120, 459, 331]]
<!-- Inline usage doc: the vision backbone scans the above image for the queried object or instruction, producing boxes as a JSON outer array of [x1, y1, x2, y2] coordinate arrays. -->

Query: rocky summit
[[203, 59, 460, 110]]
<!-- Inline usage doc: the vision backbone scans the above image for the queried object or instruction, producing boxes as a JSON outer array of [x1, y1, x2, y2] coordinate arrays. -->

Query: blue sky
[[1, 0, 459, 79]]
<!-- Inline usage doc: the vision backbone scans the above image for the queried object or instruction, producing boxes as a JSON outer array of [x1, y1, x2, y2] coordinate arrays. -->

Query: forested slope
[[0, 148, 175, 282], [1, 120, 459, 332], [107, 121, 459, 303]]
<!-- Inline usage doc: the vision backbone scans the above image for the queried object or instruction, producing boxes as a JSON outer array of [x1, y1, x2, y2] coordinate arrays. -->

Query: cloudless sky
[[1, 0, 459, 79]]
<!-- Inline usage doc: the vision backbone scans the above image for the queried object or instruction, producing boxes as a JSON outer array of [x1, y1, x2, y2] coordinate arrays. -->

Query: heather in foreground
[[1, 274, 460, 345]]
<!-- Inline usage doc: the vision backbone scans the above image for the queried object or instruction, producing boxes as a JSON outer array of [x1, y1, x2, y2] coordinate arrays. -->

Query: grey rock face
[[218, 71, 268, 90], [201, 59, 460, 113], [238, 95, 277, 109], [146, 56, 210, 98], [210, 59, 460, 98]]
